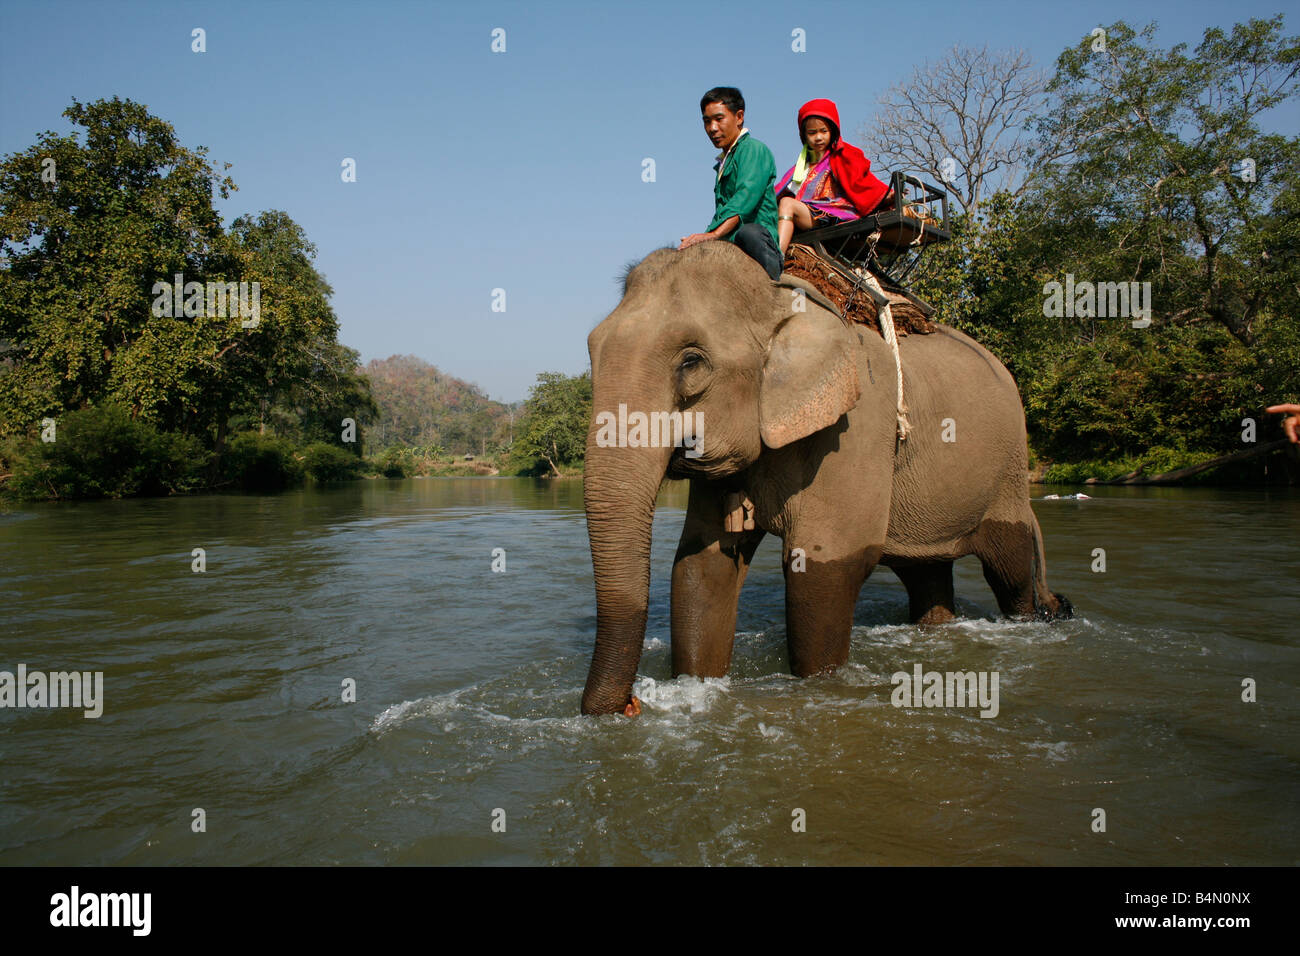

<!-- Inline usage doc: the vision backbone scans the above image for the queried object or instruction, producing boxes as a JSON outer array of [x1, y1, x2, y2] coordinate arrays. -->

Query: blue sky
[[1, 0, 1295, 403]]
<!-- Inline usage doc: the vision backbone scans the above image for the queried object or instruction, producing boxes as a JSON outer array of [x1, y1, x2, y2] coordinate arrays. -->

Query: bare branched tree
[[860, 45, 1050, 216]]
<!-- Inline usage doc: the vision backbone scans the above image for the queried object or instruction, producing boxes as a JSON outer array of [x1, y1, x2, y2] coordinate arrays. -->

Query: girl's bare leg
[[778, 197, 815, 253]]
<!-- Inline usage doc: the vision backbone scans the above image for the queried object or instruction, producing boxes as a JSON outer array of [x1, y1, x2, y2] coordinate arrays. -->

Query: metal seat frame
[[790, 171, 950, 316]]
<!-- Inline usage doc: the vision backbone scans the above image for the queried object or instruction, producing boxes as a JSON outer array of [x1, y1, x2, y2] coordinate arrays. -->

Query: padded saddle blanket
[[780, 243, 936, 335]]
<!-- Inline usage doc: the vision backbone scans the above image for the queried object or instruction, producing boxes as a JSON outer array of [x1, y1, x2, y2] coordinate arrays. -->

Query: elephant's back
[[891, 323, 1025, 424], [903, 323, 1019, 392]]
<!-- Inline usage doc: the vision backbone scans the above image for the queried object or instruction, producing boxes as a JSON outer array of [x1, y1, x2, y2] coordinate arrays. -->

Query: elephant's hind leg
[[892, 562, 956, 624], [971, 518, 1039, 618], [671, 481, 765, 678]]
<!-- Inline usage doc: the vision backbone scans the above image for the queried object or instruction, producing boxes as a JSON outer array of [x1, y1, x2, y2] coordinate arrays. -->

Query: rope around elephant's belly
[[860, 271, 911, 440]]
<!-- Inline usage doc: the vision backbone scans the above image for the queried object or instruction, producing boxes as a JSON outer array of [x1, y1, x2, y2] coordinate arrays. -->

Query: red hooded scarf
[[782, 98, 890, 216]]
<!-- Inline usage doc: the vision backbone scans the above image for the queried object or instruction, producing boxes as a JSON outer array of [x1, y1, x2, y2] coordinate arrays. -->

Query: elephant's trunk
[[580, 422, 674, 715]]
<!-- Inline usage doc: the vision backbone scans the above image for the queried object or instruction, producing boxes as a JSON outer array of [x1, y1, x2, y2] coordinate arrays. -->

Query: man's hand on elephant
[[1265, 403, 1300, 444], [622, 695, 642, 717], [678, 233, 716, 250]]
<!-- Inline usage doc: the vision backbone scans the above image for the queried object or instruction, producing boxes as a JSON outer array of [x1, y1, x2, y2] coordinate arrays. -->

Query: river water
[[1, 478, 1296, 865]]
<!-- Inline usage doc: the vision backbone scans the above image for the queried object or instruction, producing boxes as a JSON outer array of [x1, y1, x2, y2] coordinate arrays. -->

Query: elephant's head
[[580, 241, 862, 714]]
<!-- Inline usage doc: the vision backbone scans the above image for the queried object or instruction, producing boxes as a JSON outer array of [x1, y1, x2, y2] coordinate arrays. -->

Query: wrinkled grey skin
[[581, 241, 1070, 716]]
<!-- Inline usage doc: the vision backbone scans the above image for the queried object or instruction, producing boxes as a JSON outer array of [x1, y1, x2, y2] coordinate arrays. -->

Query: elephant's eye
[[678, 349, 707, 371], [676, 350, 710, 397]]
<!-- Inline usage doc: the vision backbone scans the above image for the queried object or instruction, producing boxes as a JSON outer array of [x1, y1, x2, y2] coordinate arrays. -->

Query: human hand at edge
[[1265, 403, 1300, 444]]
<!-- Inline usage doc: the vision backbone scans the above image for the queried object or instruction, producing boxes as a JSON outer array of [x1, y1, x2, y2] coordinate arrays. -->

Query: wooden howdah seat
[[787, 171, 950, 316]]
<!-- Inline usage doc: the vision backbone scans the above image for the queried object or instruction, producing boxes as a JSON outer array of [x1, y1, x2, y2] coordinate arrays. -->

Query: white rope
[[908, 211, 926, 247], [901, 174, 931, 247], [858, 271, 910, 441]]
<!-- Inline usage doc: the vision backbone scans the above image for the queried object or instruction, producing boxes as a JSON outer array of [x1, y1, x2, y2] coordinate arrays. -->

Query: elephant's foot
[[622, 695, 642, 717], [893, 562, 956, 625], [915, 605, 956, 625], [1035, 592, 1073, 621]]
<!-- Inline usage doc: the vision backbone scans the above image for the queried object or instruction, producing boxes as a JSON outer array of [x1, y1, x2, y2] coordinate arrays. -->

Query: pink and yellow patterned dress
[[776, 154, 860, 226]]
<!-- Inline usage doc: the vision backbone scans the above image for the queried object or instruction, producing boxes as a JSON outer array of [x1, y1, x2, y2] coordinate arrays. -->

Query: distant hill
[[362, 355, 516, 456]]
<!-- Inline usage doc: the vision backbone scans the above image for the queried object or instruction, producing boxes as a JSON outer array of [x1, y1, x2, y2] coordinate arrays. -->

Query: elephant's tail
[[1031, 513, 1073, 621]]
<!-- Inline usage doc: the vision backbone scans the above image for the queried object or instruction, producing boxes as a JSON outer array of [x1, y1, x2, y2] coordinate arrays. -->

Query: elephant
[[580, 240, 1071, 716]]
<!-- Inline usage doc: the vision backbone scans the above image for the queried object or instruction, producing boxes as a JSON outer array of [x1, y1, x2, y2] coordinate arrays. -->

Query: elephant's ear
[[759, 298, 861, 449]]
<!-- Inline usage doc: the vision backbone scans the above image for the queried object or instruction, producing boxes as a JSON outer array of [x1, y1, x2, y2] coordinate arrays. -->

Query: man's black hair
[[700, 87, 744, 115]]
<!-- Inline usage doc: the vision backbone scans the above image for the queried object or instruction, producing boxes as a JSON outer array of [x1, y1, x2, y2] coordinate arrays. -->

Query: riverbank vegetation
[[867, 17, 1299, 484]]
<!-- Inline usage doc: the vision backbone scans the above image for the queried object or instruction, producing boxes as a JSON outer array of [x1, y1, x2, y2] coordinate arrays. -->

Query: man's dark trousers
[[733, 223, 783, 279]]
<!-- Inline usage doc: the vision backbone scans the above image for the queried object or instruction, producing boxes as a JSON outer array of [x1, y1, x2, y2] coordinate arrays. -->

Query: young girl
[[775, 98, 892, 254]]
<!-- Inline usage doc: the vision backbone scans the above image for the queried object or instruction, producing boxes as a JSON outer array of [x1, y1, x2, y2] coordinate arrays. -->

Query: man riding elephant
[[678, 87, 784, 280]]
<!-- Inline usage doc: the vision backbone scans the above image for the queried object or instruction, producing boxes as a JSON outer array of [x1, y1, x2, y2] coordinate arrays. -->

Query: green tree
[[909, 191, 1056, 378], [0, 96, 235, 434], [211, 214, 377, 456], [1010, 17, 1300, 473], [1030, 16, 1300, 346], [511, 371, 592, 476], [903, 19, 1300, 478], [0, 97, 378, 489]]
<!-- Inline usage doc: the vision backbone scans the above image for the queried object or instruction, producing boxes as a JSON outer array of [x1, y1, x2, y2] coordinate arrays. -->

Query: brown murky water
[[1, 479, 1297, 864]]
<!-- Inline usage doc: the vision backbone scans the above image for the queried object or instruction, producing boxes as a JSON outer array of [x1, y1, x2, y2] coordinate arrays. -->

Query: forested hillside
[[362, 355, 515, 457]]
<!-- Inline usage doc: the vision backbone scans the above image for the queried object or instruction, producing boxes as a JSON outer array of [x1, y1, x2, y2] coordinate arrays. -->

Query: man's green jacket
[[708, 131, 780, 248]]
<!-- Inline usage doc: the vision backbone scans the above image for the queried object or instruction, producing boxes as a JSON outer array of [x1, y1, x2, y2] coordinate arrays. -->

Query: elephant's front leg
[[671, 480, 765, 678], [783, 543, 879, 676]]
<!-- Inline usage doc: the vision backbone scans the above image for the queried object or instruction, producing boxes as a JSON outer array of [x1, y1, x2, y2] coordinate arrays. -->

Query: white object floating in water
[[1043, 493, 1091, 500]]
